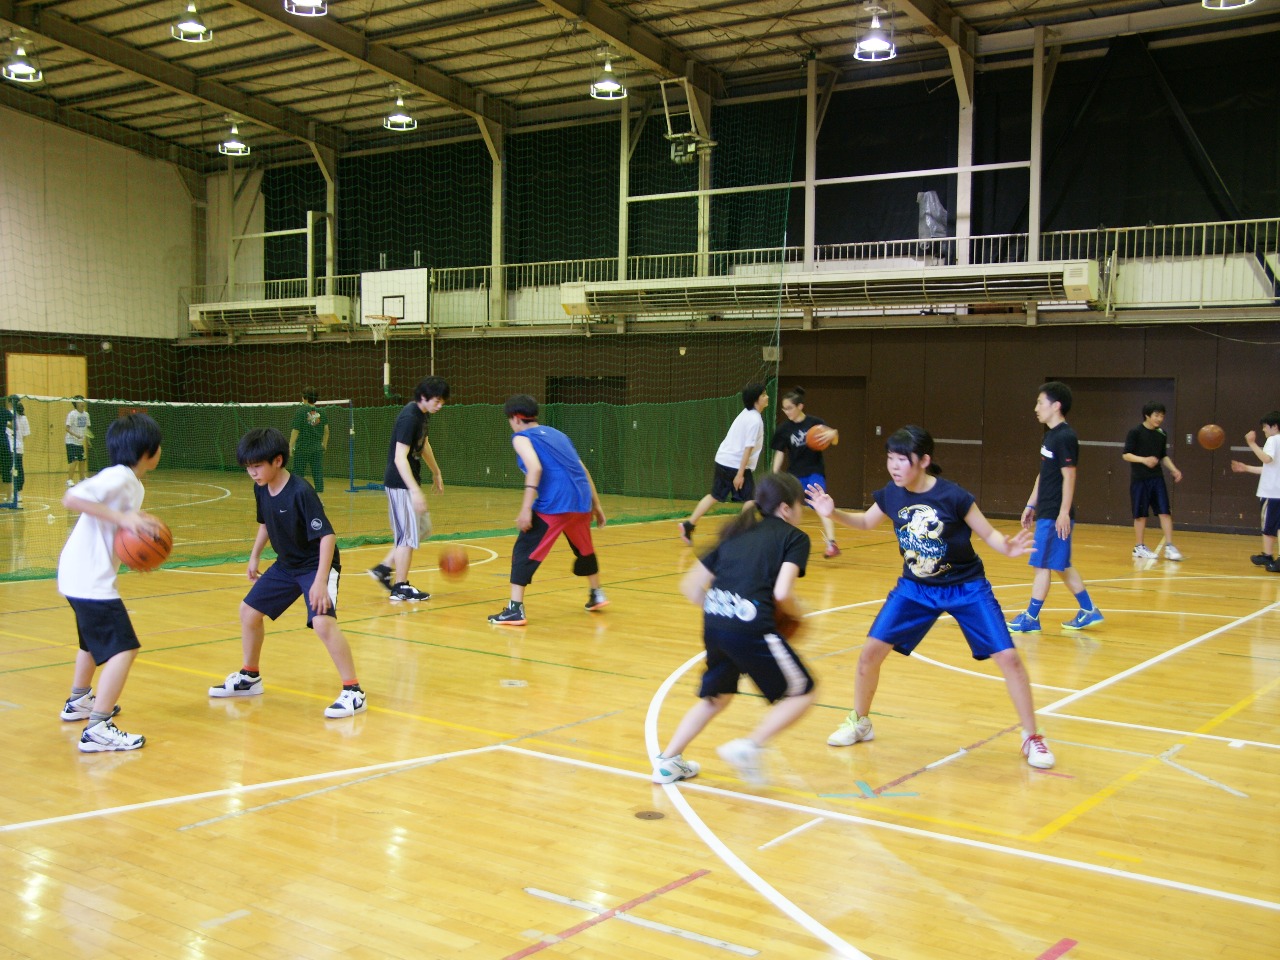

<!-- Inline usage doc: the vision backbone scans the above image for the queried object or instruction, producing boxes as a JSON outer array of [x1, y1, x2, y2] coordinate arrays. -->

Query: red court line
[[503, 869, 712, 959], [875, 723, 1019, 793], [1036, 938, 1078, 959]]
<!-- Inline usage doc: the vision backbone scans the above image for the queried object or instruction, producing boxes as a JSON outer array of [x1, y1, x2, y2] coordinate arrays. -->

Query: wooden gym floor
[[1, 475, 1277, 959]]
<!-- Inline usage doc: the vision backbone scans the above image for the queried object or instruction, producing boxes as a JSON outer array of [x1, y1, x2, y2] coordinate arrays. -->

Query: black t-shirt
[[383, 402, 428, 488], [1124, 424, 1167, 481], [1036, 422, 1078, 520], [874, 477, 984, 585], [255, 472, 339, 573], [291, 403, 328, 454], [698, 515, 809, 635], [771, 415, 827, 477]]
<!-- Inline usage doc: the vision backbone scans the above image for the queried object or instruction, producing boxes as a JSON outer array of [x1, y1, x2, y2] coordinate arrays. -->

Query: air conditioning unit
[[189, 295, 353, 333]]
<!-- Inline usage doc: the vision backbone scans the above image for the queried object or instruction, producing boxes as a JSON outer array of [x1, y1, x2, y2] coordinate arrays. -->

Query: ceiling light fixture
[[384, 95, 417, 131], [854, 4, 896, 62], [1201, 0, 1254, 9], [218, 122, 250, 156], [589, 51, 626, 101], [3, 42, 43, 84], [283, 0, 327, 17], [172, 2, 213, 42]]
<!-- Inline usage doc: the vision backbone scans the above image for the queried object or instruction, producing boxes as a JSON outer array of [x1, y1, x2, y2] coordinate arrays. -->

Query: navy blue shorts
[[698, 625, 815, 703], [709, 463, 755, 503], [244, 563, 339, 628], [66, 444, 85, 464], [66, 597, 141, 665], [1028, 517, 1072, 571], [868, 577, 1015, 661], [1131, 477, 1171, 518], [1261, 498, 1280, 537]]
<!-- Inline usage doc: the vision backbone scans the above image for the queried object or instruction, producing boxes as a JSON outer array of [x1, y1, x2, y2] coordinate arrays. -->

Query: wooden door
[[5, 353, 89, 475], [776, 376, 867, 508]]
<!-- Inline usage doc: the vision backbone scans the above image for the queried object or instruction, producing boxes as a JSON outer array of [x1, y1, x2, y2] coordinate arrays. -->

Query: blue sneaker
[[1007, 612, 1042, 633], [1062, 607, 1104, 630]]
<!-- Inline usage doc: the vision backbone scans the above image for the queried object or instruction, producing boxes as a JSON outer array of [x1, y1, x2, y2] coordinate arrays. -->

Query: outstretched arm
[[804, 483, 885, 531], [965, 503, 1034, 558]]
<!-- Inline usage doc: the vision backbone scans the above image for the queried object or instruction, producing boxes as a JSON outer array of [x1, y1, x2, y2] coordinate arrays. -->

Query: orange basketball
[[438, 545, 469, 579], [1197, 424, 1225, 450], [114, 521, 173, 572], [774, 610, 802, 639], [805, 425, 834, 450]]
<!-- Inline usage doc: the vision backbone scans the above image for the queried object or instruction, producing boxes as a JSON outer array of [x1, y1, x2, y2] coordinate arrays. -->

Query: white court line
[[909, 653, 1078, 692], [1041, 601, 1280, 715], [163, 542, 501, 577], [758, 817, 825, 850], [1159, 745, 1248, 798], [1043, 712, 1280, 749], [642, 653, 873, 960]]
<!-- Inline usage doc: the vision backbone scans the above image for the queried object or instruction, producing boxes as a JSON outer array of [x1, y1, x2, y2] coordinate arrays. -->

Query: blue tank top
[[515, 425, 591, 514]]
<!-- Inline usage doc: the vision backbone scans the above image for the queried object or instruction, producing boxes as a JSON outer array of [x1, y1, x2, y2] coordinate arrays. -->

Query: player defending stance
[[1230, 411, 1280, 572], [58, 413, 164, 752], [678, 383, 769, 546], [1122, 401, 1183, 560], [771, 385, 841, 558], [488, 395, 608, 625], [1008, 381, 1104, 633], [65, 395, 91, 487], [289, 386, 329, 493], [368, 377, 449, 602], [808, 426, 1055, 769], [209, 427, 366, 718], [654, 472, 816, 787]]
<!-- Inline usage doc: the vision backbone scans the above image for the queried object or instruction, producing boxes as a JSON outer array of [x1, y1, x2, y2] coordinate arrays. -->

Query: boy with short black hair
[[58, 413, 164, 752], [1230, 411, 1280, 572], [1008, 381, 1104, 633], [210, 427, 366, 718], [368, 376, 449, 603], [488, 394, 608, 626], [1122, 401, 1184, 561], [65, 396, 91, 487], [289, 386, 329, 492], [678, 382, 769, 546]]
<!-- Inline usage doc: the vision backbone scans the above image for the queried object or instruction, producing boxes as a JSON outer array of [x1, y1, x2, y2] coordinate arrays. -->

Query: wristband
[[1026, 504, 1035, 510], [525, 485, 538, 490]]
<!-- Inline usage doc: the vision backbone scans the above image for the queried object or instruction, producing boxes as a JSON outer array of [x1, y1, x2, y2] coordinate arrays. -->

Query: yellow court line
[[1029, 674, 1280, 842], [0, 627, 72, 648]]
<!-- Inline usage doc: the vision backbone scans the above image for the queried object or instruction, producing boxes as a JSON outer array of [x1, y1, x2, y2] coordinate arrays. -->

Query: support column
[[956, 105, 973, 266], [618, 97, 630, 282], [697, 148, 711, 277], [803, 57, 817, 271], [309, 142, 338, 291], [1030, 25, 1045, 263], [479, 113, 506, 325]]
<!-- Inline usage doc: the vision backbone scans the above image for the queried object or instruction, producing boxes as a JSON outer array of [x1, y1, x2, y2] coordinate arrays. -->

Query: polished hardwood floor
[[2, 477, 1277, 959]]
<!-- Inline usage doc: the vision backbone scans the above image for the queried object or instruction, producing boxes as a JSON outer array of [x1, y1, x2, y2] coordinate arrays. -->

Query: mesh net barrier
[[1, 99, 799, 580]]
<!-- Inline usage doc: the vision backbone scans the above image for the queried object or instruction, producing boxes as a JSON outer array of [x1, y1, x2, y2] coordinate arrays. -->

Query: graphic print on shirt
[[896, 502, 949, 578]]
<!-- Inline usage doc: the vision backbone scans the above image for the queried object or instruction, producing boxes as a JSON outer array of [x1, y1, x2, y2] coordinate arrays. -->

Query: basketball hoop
[[365, 314, 398, 344]]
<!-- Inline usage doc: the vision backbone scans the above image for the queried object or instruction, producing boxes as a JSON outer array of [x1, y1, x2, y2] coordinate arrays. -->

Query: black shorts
[[698, 624, 814, 703], [709, 463, 755, 503], [1131, 476, 1171, 518], [1261, 498, 1280, 537], [66, 597, 141, 665], [66, 444, 85, 463], [244, 562, 340, 628]]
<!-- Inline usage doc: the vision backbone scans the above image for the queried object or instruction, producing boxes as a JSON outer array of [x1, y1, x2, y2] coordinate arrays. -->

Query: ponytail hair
[[716, 472, 804, 545], [886, 425, 942, 476]]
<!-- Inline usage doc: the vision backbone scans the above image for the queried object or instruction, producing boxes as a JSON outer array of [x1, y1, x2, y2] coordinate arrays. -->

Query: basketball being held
[[438, 545, 469, 579], [1197, 424, 1225, 450], [805, 425, 837, 451], [774, 601, 807, 640], [114, 519, 173, 572]]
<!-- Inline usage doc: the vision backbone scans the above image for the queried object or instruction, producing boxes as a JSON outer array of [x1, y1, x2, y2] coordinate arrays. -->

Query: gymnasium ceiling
[[1, 0, 1277, 172]]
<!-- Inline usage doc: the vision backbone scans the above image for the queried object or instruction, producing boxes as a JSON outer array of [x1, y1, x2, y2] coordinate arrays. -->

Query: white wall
[[0, 105, 193, 339]]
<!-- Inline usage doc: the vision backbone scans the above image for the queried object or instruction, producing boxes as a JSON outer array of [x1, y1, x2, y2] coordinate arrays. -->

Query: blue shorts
[[795, 473, 826, 507], [244, 562, 339, 628], [1028, 517, 1072, 571], [1261, 498, 1280, 537], [1131, 477, 1170, 518], [868, 577, 1014, 661], [699, 625, 815, 703], [66, 597, 141, 665]]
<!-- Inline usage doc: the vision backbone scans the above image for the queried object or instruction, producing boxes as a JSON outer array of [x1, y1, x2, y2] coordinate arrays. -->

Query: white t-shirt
[[65, 409, 90, 446], [58, 464, 144, 601], [7, 415, 30, 454], [714, 407, 765, 471], [1257, 434, 1280, 499]]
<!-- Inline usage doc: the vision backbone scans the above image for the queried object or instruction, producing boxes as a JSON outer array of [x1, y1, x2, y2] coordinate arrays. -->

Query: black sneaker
[[488, 601, 527, 626], [1250, 553, 1273, 566], [585, 588, 609, 611], [389, 582, 429, 603], [367, 564, 393, 591], [678, 520, 695, 545], [1267, 558, 1280, 573]]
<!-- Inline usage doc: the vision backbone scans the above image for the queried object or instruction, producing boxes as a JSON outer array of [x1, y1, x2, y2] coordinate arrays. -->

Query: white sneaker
[[66, 479, 75, 488], [717, 738, 767, 786], [60, 692, 120, 722], [827, 713, 874, 746], [209, 671, 264, 698], [1163, 544, 1184, 561], [1132, 544, 1157, 560], [79, 719, 145, 753], [324, 688, 367, 718], [1022, 733, 1055, 769], [652, 754, 700, 784]]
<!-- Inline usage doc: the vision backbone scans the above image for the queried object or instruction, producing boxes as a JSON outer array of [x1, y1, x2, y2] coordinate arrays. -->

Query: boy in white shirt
[[65, 396, 92, 487], [58, 413, 164, 752], [1230, 411, 1280, 572], [678, 383, 768, 546], [8, 397, 31, 500]]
